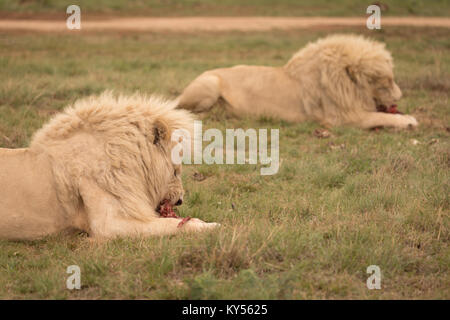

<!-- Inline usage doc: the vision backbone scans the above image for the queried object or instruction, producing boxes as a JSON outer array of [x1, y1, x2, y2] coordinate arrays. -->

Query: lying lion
[[178, 34, 418, 129], [0, 92, 219, 240]]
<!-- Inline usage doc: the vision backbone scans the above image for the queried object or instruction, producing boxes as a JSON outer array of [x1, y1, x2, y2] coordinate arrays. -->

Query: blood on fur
[[158, 200, 191, 228]]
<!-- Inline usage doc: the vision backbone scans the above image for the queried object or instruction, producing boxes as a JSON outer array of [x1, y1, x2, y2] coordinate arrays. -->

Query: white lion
[[178, 34, 418, 129], [0, 92, 219, 240]]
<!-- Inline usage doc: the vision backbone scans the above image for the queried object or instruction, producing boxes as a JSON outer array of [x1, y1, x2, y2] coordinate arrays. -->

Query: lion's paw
[[184, 218, 220, 232], [398, 115, 418, 129]]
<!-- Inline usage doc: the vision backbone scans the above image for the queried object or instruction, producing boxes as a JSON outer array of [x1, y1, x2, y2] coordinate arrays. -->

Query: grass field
[[1, 0, 450, 17], [0, 25, 449, 299]]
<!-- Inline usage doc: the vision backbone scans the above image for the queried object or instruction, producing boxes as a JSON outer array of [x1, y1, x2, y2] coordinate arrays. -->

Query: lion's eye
[[174, 169, 177, 177]]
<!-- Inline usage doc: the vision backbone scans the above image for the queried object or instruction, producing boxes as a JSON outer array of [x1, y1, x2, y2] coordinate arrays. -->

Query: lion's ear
[[152, 119, 170, 146], [345, 66, 358, 84]]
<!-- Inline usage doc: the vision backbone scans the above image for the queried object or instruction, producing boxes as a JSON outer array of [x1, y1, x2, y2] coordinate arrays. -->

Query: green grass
[[0, 26, 449, 299], [1, 0, 449, 17]]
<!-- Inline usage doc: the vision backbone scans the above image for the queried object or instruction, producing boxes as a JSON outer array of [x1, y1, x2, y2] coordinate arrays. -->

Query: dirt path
[[0, 16, 449, 32]]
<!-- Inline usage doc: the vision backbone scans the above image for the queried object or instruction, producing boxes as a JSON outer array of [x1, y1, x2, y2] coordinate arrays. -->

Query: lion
[[0, 92, 219, 240], [178, 34, 418, 129]]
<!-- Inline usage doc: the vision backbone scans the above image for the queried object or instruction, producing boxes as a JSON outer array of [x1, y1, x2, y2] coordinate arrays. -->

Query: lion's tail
[[177, 71, 221, 112]]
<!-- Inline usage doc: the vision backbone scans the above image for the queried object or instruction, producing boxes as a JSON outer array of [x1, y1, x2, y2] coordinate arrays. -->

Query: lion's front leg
[[356, 112, 418, 129], [89, 214, 219, 238], [134, 217, 220, 237], [79, 179, 219, 238]]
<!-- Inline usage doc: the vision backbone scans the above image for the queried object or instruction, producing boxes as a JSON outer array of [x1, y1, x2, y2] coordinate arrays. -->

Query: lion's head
[[341, 37, 402, 112], [284, 34, 403, 117], [368, 68, 402, 113], [150, 119, 186, 210]]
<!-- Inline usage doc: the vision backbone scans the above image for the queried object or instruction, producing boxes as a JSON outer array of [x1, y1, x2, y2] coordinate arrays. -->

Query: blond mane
[[30, 91, 194, 221]]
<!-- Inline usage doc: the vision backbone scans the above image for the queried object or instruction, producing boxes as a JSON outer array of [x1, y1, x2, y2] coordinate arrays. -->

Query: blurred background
[[0, 0, 449, 17]]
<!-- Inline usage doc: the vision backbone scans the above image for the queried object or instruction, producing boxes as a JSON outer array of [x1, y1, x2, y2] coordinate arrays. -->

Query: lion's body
[[0, 92, 218, 240], [197, 66, 306, 122], [178, 34, 418, 129], [0, 148, 72, 239]]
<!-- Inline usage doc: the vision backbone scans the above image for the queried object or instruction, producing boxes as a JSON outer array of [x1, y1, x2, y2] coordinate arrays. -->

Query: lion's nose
[[175, 199, 183, 206]]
